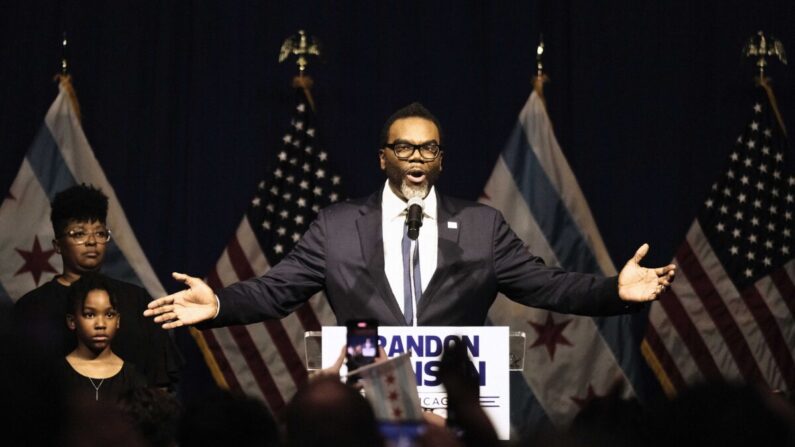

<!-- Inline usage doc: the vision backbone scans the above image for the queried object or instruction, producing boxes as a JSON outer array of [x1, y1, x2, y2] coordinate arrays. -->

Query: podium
[[308, 326, 524, 440]]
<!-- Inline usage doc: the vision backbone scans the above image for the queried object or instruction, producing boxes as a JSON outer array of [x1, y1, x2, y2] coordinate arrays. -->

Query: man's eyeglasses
[[383, 142, 442, 161], [61, 229, 112, 245]]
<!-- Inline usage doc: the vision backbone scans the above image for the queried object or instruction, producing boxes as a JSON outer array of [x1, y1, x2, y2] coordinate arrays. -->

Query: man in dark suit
[[145, 103, 675, 329]]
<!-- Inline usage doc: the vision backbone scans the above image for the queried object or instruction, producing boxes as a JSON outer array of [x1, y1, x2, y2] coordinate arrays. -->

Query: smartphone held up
[[345, 319, 379, 384]]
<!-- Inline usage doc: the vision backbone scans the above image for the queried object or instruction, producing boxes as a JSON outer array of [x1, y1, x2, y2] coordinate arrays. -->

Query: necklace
[[88, 378, 105, 401]]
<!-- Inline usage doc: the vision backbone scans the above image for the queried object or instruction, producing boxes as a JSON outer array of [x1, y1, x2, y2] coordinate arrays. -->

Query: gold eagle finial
[[743, 31, 787, 81], [279, 30, 321, 73]]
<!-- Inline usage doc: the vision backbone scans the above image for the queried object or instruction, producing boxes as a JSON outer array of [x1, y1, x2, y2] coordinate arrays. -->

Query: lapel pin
[[447, 221, 458, 229]]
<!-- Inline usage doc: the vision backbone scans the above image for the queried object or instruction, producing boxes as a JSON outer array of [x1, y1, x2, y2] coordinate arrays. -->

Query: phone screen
[[346, 319, 379, 382], [378, 421, 425, 447]]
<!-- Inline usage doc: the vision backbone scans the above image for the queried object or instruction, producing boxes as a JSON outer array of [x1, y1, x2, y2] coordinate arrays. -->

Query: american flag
[[190, 82, 340, 413], [643, 82, 795, 395]]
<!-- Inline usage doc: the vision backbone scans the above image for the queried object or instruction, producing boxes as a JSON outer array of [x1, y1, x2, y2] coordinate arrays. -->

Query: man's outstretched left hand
[[618, 243, 676, 302]]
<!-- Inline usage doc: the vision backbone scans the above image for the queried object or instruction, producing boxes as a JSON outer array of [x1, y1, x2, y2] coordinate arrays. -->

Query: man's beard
[[384, 162, 433, 200], [400, 181, 428, 200]]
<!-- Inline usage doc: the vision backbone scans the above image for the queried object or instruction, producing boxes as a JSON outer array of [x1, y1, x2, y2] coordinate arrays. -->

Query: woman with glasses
[[14, 184, 182, 390]]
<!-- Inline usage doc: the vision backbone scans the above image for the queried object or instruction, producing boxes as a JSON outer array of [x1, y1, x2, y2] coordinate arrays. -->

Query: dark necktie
[[402, 223, 422, 325]]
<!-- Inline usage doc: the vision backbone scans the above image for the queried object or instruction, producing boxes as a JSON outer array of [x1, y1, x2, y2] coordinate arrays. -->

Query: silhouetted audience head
[[119, 387, 181, 447], [568, 384, 648, 447], [285, 375, 384, 447], [179, 390, 280, 447], [649, 381, 795, 447]]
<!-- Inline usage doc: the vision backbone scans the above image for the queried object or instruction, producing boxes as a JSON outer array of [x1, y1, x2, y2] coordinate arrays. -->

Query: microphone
[[406, 197, 424, 240]]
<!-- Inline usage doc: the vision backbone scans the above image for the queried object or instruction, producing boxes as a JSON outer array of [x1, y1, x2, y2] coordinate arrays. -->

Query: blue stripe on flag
[[509, 372, 553, 439], [501, 125, 601, 274], [102, 243, 145, 288], [25, 123, 145, 290], [485, 319, 554, 435], [27, 125, 76, 200], [502, 123, 642, 394]]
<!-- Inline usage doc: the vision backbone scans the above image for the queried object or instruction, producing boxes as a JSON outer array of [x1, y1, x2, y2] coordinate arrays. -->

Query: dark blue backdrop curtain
[[2, 0, 794, 396]]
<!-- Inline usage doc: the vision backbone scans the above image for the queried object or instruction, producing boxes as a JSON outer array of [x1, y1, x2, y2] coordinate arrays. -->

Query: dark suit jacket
[[213, 190, 636, 327]]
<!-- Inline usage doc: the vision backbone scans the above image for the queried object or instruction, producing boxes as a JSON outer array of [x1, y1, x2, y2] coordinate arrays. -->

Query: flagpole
[[743, 31, 787, 136], [758, 77, 788, 138], [53, 31, 82, 122], [280, 30, 322, 112], [293, 74, 316, 112], [533, 37, 549, 105], [60, 32, 68, 75]]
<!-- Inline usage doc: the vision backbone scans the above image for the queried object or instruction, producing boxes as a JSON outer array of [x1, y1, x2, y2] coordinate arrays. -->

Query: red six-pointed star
[[528, 313, 573, 361], [571, 384, 599, 408], [15, 236, 57, 285]]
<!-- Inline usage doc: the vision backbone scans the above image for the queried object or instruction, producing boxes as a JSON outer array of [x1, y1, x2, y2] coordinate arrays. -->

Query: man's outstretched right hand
[[143, 272, 218, 329]]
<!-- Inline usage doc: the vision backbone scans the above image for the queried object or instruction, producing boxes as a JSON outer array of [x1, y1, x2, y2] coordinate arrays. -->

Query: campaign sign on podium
[[322, 326, 510, 440]]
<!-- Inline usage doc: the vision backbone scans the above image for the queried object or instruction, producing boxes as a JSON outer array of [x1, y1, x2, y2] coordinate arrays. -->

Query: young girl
[[63, 273, 146, 403]]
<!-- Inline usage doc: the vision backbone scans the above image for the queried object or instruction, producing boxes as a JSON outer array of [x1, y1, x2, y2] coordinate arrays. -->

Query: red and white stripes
[[193, 216, 335, 413], [646, 220, 795, 395]]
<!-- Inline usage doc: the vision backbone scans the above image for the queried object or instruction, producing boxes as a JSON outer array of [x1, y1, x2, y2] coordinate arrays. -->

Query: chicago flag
[[481, 81, 644, 437], [0, 76, 165, 304]]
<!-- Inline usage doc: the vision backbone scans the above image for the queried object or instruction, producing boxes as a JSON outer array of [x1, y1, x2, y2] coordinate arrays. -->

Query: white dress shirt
[[382, 180, 438, 319]]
